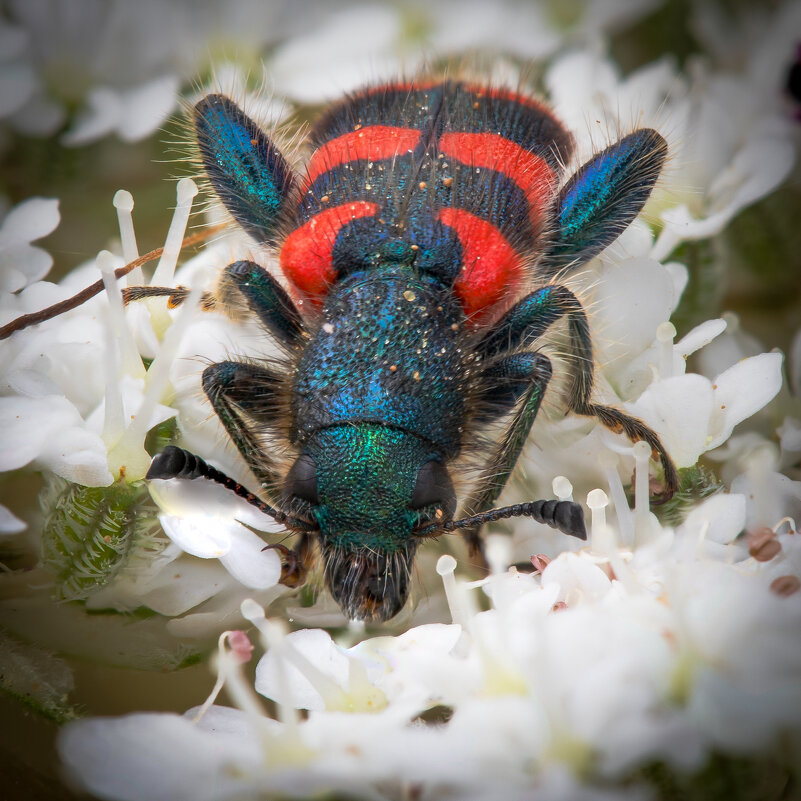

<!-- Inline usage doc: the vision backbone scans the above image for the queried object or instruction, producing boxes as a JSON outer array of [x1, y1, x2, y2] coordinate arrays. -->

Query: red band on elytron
[[437, 206, 523, 321], [281, 201, 380, 298], [304, 126, 421, 189], [439, 132, 554, 227]]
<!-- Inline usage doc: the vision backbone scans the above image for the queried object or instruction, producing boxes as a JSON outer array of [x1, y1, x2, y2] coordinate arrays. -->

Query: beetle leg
[[540, 128, 667, 277], [477, 284, 678, 502], [202, 360, 286, 497], [265, 533, 315, 587], [214, 261, 305, 347], [123, 262, 305, 348], [460, 352, 552, 566], [193, 94, 297, 246]]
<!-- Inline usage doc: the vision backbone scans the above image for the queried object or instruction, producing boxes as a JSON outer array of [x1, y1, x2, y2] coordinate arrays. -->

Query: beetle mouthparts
[[323, 544, 416, 623]]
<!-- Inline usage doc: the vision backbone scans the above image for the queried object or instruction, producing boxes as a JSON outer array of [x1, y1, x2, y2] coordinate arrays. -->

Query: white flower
[[0, 197, 59, 293], [543, 48, 796, 260]]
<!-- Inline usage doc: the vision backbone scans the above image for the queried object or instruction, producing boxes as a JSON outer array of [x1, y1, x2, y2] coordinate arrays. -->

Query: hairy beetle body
[[146, 78, 676, 622]]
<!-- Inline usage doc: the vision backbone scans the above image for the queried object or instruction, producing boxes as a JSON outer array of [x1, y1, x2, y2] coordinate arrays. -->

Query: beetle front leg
[[265, 533, 315, 588], [202, 360, 286, 497]]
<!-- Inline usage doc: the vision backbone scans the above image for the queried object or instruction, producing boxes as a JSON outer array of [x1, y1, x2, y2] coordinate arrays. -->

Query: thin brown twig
[[0, 222, 228, 341]]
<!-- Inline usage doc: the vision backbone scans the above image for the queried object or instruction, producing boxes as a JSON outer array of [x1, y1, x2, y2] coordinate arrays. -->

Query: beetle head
[[283, 424, 455, 622]]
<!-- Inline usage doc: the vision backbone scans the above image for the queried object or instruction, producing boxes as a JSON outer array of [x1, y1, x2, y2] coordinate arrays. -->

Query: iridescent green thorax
[[307, 424, 435, 551], [306, 424, 440, 622]]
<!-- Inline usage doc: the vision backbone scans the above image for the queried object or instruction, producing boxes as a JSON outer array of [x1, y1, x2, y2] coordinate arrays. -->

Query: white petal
[[255, 628, 348, 710], [679, 493, 746, 544], [61, 87, 122, 146], [707, 352, 783, 450], [218, 524, 281, 589], [0, 197, 60, 245], [0, 504, 26, 534], [626, 374, 715, 467], [119, 75, 179, 141], [675, 319, 727, 358], [592, 258, 676, 368], [541, 552, 612, 603], [159, 515, 232, 558], [269, 7, 404, 103], [0, 61, 37, 118], [59, 713, 254, 801], [0, 394, 79, 472]]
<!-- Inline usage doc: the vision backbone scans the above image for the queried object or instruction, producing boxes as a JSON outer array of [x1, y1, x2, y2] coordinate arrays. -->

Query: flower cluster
[[1, 0, 800, 797], [60, 499, 801, 800]]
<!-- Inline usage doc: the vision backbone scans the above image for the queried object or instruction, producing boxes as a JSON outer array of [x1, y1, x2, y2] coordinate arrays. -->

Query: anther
[[552, 476, 573, 502]]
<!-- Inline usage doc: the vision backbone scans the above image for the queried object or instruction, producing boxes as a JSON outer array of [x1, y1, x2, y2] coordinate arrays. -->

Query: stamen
[[98, 249, 144, 379], [586, 488, 608, 553], [485, 534, 511, 577], [110, 279, 205, 481], [436, 554, 468, 627], [112, 190, 142, 285], [98, 255, 124, 452], [594, 524, 637, 591], [632, 440, 652, 543], [773, 517, 797, 536], [656, 321, 676, 379], [149, 178, 199, 333], [552, 475, 574, 502], [599, 450, 635, 547], [241, 600, 300, 732], [192, 630, 253, 724]]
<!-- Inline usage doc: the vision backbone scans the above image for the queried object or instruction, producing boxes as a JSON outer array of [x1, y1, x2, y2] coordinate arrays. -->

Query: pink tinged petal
[[627, 374, 715, 467], [59, 713, 259, 801], [706, 352, 784, 450], [118, 75, 179, 141], [158, 515, 232, 558], [0, 504, 26, 534], [680, 494, 747, 544], [218, 524, 281, 589]]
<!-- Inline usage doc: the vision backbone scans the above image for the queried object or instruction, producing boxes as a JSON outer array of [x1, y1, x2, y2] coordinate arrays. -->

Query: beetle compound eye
[[411, 460, 456, 519], [284, 454, 319, 505]]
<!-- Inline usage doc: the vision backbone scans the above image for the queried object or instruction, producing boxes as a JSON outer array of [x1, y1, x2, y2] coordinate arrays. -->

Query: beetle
[[144, 79, 677, 622]]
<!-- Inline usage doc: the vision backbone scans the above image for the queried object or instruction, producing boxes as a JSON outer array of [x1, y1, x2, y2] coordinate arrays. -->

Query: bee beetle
[[145, 79, 677, 622]]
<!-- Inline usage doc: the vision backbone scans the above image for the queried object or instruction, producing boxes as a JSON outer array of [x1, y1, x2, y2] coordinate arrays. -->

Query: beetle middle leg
[[460, 352, 553, 566], [477, 283, 678, 503]]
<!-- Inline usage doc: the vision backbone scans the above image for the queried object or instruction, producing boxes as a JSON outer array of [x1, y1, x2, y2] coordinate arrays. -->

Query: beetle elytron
[[144, 79, 677, 622]]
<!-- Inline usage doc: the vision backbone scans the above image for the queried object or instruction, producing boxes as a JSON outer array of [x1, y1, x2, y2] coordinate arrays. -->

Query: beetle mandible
[[144, 79, 677, 622]]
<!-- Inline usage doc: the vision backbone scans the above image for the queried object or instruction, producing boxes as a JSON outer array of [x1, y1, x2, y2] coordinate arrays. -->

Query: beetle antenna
[[147, 446, 316, 532], [444, 499, 587, 540]]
